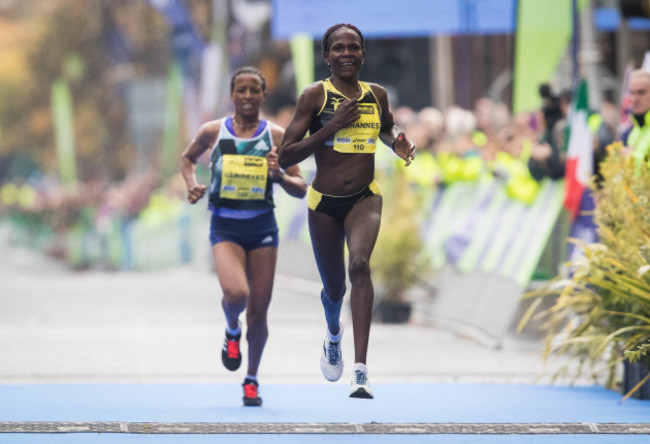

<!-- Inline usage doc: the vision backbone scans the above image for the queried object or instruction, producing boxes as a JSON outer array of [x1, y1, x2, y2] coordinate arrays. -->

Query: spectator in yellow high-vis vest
[[622, 69, 650, 169]]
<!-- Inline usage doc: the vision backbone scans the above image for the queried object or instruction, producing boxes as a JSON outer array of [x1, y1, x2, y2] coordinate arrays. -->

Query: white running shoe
[[320, 322, 344, 382], [349, 367, 374, 399]]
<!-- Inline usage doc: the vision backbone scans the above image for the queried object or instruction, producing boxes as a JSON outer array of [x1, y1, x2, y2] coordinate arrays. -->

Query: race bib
[[333, 103, 380, 154], [220, 155, 268, 200]]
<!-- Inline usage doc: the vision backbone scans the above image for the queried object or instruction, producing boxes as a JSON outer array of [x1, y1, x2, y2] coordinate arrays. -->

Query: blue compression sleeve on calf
[[321, 289, 343, 336]]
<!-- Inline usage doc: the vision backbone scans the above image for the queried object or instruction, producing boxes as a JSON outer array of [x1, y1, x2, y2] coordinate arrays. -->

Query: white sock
[[245, 374, 257, 383], [353, 362, 368, 374]]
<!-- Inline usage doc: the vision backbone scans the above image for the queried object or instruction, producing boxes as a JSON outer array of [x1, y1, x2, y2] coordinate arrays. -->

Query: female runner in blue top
[[279, 24, 416, 399], [181, 67, 306, 406]]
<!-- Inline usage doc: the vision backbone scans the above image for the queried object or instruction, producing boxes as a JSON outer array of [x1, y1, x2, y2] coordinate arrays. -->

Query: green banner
[[51, 78, 77, 185], [162, 62, 183, 182], [513, 0, 573, 114], [290, 33, 314, 95]]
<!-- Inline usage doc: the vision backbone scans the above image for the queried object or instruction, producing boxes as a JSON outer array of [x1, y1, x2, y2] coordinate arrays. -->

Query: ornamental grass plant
[[371, 164, 431, 306], [518, 143, 650, 400]]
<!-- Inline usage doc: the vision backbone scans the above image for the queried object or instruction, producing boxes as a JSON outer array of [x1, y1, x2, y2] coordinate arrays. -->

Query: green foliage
[[0, 1, 172, 180], [518, 144, 650, 396], [371, 164, 431, 302]]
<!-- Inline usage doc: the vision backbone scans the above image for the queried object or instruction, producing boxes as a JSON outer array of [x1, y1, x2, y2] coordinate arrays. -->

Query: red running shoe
[[221, 329, 241, 371], [242, 378, 262, 406]]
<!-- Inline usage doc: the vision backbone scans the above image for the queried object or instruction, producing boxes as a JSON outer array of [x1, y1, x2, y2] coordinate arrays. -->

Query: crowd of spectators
[[397, 94, 615, 184], [0, 90, 623, 261]]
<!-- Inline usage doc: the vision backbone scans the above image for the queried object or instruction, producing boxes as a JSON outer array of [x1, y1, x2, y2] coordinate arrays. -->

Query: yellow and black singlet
[[207, 117, 275, 211], [310, 79, 382, 154]]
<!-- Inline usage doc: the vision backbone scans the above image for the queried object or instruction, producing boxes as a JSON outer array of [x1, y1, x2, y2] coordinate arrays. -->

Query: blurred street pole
[[579, 0, 603, 110], [203, 0, 229, 119], [430, 35, 454, 110], [616, 16, 631, 97]]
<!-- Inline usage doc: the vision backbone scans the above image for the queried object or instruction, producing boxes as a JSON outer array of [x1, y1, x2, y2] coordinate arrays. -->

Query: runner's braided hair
[[230, 66, 267, 93], [321, 24, 364, 55]]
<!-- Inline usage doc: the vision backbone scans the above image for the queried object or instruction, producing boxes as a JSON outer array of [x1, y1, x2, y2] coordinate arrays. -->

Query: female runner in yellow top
[[181, 67, 306, 406], [279, 24, 416, 399]]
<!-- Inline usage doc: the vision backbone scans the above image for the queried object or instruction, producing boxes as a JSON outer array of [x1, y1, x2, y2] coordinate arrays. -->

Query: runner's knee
[[246, 304, 268, 327], [322, 285, 346, 302], [221, 286, 248, 307], [348, 256, 371, 283]]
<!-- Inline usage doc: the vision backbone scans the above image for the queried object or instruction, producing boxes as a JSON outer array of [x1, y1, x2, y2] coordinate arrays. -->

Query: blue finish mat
[[1, 383, 648, 443], [1, 383, 647, 423]]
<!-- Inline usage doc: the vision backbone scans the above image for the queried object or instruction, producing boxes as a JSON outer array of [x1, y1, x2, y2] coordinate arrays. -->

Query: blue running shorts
[[209, 210, 279, 250]]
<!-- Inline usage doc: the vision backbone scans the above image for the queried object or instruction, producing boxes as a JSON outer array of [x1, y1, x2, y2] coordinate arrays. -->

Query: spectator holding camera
[[528, 84, 571, 181]]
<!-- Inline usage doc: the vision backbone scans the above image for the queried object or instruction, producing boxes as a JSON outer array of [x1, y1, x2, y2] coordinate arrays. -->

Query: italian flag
[[564, 79, 593, 222]]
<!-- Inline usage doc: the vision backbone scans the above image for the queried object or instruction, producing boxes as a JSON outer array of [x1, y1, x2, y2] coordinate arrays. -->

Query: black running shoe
[[242, 378, 263, 406], [222, 330, 241, 371]]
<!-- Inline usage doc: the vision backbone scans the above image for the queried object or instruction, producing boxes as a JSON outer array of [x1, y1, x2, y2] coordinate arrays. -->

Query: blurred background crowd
[[0, 0, 648, 270]]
